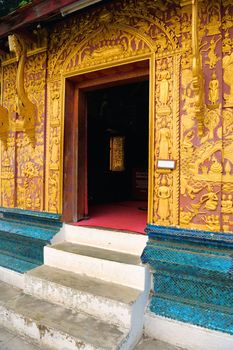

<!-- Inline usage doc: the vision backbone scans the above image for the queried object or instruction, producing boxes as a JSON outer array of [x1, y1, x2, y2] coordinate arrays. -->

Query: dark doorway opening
[[63, 60, 150, 232], [79, 80, 149, 232]]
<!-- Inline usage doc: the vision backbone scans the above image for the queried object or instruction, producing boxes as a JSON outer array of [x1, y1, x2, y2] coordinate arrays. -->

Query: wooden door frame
[[63, 61, 150, 223]]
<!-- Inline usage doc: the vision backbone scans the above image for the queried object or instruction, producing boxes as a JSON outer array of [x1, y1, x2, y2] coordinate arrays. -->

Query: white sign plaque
[[157, 160, 176, 169]]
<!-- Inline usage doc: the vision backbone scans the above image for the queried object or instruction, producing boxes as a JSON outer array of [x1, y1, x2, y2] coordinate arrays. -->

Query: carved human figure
[[225, 161, 231, 176], [205, 38, 221, 69], [51, 135, 59, 166], [203, 215, 220, 231], [222, 31, 232, 54], [206, 14, 220, 36], [221, 194, 228, 210], [182, 131, 194, 155], [35, 194, 41, 209], [158, 120, 171, 159], [49, 173, 58, 212], [209, 72, 219, 105], [157, 176, 170, 222], [51, 91, 60, 124], [201, 185, 218, 211], [26, 195, 32, 208], [158, 62, 170, 106], [209, 155, 222, 175], [226, 195, 233, 212]]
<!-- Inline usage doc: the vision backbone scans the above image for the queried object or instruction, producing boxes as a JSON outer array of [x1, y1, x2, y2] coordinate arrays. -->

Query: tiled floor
[[0, 326, 41, 350]]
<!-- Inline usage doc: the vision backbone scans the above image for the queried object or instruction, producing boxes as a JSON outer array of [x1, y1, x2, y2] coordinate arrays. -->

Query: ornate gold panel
[[46, 0, 181, 222], [1, 52, 47, 211], [1, 0, 233, 234]]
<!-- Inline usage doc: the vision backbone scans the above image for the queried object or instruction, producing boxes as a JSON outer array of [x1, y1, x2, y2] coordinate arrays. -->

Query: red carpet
[[74, 201, 147, 234]]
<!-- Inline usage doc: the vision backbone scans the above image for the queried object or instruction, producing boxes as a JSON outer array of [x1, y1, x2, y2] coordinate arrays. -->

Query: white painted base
[[0, 266, 24, 289], [144, 312, 233, 350], [60, 224, 148, 255]]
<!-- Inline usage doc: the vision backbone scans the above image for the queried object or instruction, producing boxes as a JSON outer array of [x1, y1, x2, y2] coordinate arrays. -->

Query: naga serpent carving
[[8, 34, 36, 143]]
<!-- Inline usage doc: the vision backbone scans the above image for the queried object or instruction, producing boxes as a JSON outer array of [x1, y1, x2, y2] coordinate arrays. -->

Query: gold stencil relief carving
[[46, 81, 62, 212], [203, 37, 221, 69], [1, 51, 46, 210], [204, 107, 220, 140], [221, 194, 233, 214], [192, 0, 205, 136], [157, 120, 171, 159], [200, 184, 219, 211], [221, 0, 233, 232], [179, 0, 228, 231], [50, 128, 60, 170], [49, 0, 179, 77], [222, 31, 233, 55], [48, 171, 59, 213], [0, 105, 9, 148], [202, 214, 220, 231], [1, 139, 15, 208], [153, 54, 180, 226], [51, 91, 60, 127], [223, 53, 233, 107], [222, 5, 233, 54], [47, 0, 181, 214], [157, 61, 171, 117], [206, 1, 221, 36], [1, 64, 16, 207], [207, 72, 219, 108], [157, 175, 171, 224]]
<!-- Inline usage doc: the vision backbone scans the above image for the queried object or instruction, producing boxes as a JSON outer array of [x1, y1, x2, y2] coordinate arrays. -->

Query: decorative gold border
[[58, 54, 154, 216], [172, 54, 181, 226], [148, 53, 156, 223], [0, 63, 3, 207]]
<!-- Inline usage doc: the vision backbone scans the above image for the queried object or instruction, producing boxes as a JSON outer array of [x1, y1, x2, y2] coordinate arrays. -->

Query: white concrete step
[[59, 224, 148, 255], [24, 265, 142, 328], [0, 281, 130, 350], [44, 242, 148, 290]]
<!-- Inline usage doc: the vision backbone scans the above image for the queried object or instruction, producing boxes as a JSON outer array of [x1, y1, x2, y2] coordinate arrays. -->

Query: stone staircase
[[0, 225, 150, 350]]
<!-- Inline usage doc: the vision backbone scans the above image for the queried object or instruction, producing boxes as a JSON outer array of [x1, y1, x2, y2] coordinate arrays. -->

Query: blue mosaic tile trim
[[0, 234, 44, 263], [146, 224, 233, 246], [0, 207, 62, 228], [149, 296, 233, 335], [0, 220, 58, 242], [142, 224, 233, 334], [0, 208, 62, 273], [142, 244, 233, 279], [153, 271, 233, 309], [0, 252, 38, 273]]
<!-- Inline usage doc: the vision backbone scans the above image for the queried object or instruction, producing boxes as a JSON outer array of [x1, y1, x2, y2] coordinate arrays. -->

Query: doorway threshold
[[73, 201, 147, 234]]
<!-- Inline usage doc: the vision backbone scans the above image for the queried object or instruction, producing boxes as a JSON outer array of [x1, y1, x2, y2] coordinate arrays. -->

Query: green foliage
[[0, 0, 30, 17]]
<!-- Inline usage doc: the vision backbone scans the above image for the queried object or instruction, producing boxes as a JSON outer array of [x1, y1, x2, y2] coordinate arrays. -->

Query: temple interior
[[87, 80, 149, 208]]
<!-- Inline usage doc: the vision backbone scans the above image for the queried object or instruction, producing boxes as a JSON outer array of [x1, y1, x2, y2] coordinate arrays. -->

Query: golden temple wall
[[0, 0, 233, 233]]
